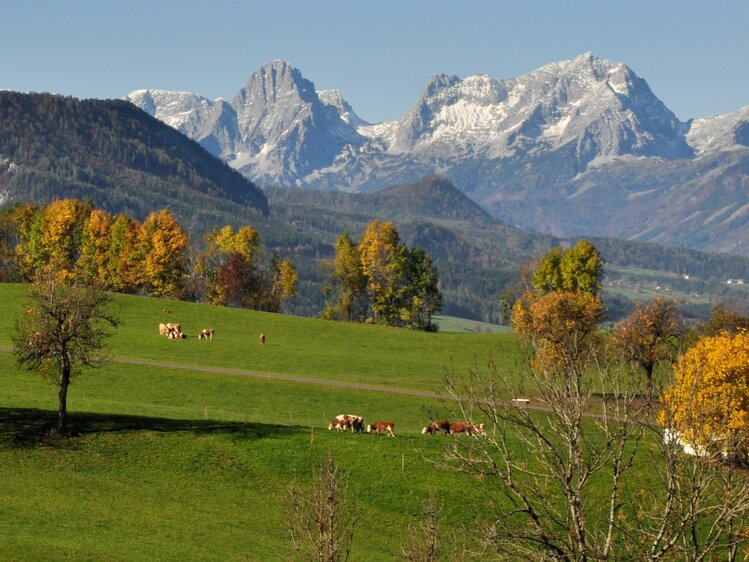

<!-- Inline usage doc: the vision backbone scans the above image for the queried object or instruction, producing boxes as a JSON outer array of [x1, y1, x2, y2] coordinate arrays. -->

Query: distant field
[[433, 314, 512, 334]]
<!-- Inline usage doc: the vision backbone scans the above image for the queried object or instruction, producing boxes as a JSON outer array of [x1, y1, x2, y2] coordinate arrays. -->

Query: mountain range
[[128, 54, 749, 255]]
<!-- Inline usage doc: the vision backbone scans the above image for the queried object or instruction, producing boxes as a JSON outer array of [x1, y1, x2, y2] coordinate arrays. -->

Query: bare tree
[[401, 492, 442, 562], [12, 272, 119, 434], [442, 335, 644, 561], [286, 455, 357, 562], [440, 335, 749, 560]]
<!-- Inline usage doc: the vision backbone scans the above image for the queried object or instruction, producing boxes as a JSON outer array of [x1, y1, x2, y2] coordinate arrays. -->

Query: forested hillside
[[263, 180, 749, 321], [0, 92, 268, 225]]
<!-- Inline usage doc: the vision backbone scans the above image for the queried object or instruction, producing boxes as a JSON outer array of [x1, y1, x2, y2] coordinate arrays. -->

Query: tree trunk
[[645, 363, 654, 400], [57, 365, 70, 433]]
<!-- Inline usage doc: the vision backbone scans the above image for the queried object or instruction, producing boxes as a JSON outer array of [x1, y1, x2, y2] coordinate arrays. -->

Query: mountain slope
[[129, 54, 749, 255], [0, 91, 268, 222]]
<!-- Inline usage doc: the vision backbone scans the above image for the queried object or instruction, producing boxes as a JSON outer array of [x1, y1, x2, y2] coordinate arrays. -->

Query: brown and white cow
[[471, 423, 487, 436], [159, 323, 169, 336], [328, 416, 350, 431], [199, 328, 215, 340], [449, 422, 471, 435], [328, 414, 364, 433], [449, 421, 486, 436], [422, 420, 451, 435], [166, 322, 181, 335], [367, 421, 396, 437]]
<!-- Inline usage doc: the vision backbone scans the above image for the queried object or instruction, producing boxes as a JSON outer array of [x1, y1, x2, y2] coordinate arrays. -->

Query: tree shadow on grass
[[0, 407, 301, 449]]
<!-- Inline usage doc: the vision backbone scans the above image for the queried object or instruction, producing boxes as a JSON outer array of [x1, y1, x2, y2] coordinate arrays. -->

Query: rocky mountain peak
[[317, 89, 370, 127]]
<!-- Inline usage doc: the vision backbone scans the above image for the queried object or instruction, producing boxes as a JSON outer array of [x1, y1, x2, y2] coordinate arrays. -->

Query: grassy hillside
[[0, 284, 521, 560]]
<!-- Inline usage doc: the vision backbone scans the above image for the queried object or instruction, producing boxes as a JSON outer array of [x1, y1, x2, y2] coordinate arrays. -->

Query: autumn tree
[[0, 203, 35, 281], [12, 273, 118, 433], [324, 221, 442, 328], [139, 209, 188, 297], [16, 199, 92, 279], [697, 303, 749, 338], [661, 331, 749, 462], [358, 220, 402, 323], [105, 213, 142, 293], [324, 232, 368, 322], [286, 455, 357, 562], [76, 209, 113, 286], [264, 253, 298, 313], [196, 224, 297, 312], [653, 331, 749, 560], [611, 297, 687, 398], [512, 290, 604, 373]]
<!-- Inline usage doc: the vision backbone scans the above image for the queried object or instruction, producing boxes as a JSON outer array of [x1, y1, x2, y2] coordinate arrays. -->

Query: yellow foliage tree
[[660, 331, 749, 461], [140, 209, 188, 297], [77, 209, 113, 286], [106, 213, 142, 292], [358, 220, 401, 323]]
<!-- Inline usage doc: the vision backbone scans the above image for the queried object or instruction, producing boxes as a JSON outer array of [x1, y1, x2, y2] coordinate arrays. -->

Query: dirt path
[[113, 355, 456, 401], [2, 348, 630, 420]]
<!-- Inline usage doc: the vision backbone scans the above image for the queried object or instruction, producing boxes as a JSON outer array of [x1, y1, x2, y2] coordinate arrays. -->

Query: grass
[[0, 284, 521, 392], [0, 353, 487, 561], [0, 284, 511, 560], [0, 283, 699, 560]]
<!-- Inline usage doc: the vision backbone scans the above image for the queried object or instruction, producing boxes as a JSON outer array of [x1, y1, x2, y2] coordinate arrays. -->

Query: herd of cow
[[158, 322, 267, 344], [155, 322, 482, 437], [327, 414, 486, 438]]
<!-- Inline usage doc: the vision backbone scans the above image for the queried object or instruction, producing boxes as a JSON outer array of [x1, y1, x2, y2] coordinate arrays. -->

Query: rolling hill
[[0, 91, 268, 227]]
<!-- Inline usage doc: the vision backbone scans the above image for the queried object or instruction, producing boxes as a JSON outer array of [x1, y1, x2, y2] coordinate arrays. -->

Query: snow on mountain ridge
[[686, 105, 749, 155], [127, 53, 743, 198]]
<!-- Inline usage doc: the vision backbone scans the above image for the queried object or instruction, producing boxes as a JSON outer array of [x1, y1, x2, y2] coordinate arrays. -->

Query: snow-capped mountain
[[128, 54, 749, 255], [129, 60, 364, 187], [686, 104, 749, 155]]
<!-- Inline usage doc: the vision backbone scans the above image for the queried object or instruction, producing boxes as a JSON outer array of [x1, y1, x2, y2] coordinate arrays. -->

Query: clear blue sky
[[2, 0, 747, 123]]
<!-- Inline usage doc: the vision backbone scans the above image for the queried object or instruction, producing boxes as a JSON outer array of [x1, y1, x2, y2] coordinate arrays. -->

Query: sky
[[2, 0, 748, 123]]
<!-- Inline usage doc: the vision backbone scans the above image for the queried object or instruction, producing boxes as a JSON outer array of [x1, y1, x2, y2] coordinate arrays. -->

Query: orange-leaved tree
[[611, 297, 686, 398]]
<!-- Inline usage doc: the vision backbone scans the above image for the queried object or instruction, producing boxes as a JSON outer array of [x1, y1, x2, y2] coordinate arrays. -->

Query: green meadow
[[0, 284, 519, 560]]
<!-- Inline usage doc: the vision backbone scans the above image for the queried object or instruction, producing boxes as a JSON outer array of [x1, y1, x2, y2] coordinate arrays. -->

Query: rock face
[[128, 54, 749, 255]]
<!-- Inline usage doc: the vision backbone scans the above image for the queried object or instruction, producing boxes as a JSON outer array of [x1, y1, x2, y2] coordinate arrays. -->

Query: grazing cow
[[328, 414, 364, 433], [422, 420, 451, 435], [199, 328, 215, 340], [367, 421, 396, 437], [259, 333, 266, 345], [159, 323, 169, 336], [168, 330, 186, 339], [328, 416, 350, 431], [449, 422, 470, 435], [449, 421, 485, 436], [166, 322, 181, 335]]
